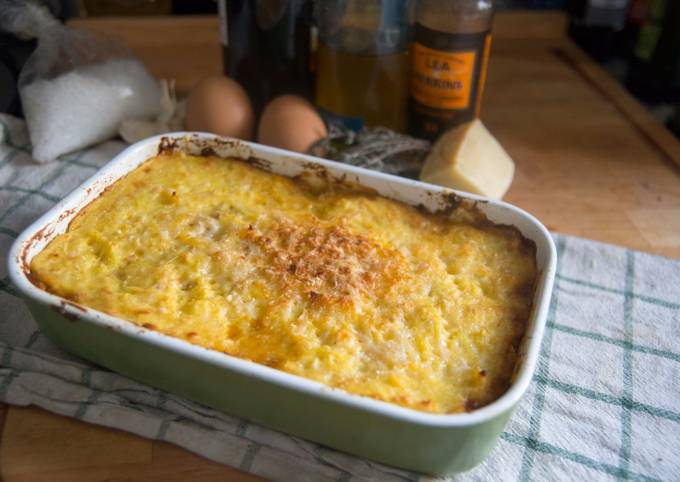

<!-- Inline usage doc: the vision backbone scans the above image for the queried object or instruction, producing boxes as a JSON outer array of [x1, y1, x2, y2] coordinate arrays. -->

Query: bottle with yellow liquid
[[315, 0, 411, 132]]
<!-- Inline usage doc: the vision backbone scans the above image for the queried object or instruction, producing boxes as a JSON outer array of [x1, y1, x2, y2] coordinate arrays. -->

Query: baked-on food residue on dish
[[30, 151, 537, 413]]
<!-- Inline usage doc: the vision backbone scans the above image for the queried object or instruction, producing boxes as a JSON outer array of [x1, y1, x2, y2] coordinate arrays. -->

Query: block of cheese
[[419, 119, 515, 200]]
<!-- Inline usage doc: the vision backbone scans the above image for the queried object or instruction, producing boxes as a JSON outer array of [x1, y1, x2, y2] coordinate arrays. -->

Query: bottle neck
[[416, 0, 494, 34]]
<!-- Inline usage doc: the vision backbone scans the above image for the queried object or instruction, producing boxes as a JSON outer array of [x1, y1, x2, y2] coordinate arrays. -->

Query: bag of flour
[[0, 0, 161, 162]]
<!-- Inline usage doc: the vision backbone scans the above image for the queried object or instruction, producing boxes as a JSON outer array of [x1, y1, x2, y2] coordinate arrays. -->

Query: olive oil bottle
[[409, 0, 494, 141], [315, 0, 411, 132]]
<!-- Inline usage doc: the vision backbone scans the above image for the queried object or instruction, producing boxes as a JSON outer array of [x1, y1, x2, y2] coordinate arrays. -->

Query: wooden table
[[2, 11, 679, 482]]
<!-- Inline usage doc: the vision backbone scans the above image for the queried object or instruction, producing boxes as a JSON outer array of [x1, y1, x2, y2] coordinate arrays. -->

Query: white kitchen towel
[[1, 114, 678, 481]]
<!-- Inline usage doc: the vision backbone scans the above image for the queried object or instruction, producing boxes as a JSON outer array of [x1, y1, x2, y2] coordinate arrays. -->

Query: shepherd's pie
[[30, 151, 537, 413]]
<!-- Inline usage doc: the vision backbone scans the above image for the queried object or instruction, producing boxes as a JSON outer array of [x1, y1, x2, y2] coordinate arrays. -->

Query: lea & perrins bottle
[[408, 0, 494, 141]]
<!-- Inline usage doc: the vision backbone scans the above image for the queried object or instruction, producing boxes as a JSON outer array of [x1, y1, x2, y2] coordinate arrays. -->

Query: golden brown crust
[[242, 220, 405, 304]]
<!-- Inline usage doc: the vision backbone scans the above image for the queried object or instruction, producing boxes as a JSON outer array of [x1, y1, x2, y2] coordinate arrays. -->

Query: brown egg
[[257, 95, 327, 153], [185, 75, 254, 140]]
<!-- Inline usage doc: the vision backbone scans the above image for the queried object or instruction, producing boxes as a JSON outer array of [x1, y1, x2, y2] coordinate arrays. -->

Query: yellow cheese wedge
[[419, 119, 515, 200]]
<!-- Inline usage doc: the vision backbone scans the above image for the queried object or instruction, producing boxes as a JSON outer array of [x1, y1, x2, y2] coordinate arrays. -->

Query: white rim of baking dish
[[7, 132, 556, 428]]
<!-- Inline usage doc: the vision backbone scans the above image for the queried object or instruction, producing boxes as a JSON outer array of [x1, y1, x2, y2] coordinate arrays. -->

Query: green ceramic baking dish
[[7, 133, 556, 475]]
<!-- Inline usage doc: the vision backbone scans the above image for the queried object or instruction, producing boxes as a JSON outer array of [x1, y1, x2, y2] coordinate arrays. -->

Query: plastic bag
[[119, 79, 186, 144], [0, 0, 161, 162]]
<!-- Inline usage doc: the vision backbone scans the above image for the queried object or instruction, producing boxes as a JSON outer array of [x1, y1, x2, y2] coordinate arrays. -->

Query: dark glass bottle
[[219, 0, 315, 116], [566, 0, 630, 61], [626, 0, 680, 103]]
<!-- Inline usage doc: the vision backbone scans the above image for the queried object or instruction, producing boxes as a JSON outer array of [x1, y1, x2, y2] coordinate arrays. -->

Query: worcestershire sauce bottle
[[219, 0, 315, 116], [408, 0, 493, 141]]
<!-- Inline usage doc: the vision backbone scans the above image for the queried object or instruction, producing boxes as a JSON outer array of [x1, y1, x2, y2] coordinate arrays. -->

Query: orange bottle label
[[410, 42, 477, 110]]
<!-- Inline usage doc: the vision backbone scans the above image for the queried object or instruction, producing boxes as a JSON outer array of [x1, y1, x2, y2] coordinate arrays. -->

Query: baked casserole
[[30, 151, 537, 414]]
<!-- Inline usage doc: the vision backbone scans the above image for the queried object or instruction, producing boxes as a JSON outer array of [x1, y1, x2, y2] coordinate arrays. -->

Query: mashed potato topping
[[30, 152, 536, 413]]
